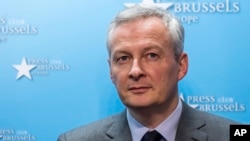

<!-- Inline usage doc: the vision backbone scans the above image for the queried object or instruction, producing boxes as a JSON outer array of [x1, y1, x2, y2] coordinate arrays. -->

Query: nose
[[128, 59, 145, 81]]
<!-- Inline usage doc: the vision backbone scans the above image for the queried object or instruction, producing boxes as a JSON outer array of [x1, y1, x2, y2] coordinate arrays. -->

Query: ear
[[177, 53, 188, 80], [108, 59, 114, 83]]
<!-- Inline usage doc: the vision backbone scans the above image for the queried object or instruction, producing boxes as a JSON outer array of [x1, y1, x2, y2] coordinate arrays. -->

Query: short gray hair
[[107, 5, 184, 60]]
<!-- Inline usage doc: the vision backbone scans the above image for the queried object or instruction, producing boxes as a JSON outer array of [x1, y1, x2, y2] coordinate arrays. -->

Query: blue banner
[[0, 0, 249, 140]]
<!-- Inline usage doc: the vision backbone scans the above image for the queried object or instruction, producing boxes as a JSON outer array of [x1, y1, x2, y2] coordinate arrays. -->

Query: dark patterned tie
[[141, 130, 163, 141]]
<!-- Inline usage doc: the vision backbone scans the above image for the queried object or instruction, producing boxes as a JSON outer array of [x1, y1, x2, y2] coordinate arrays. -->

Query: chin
[[124, 100, 155, 109]]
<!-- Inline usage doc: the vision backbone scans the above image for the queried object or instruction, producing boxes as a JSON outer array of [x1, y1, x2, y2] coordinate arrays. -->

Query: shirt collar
[[127, 98, 182, 141]]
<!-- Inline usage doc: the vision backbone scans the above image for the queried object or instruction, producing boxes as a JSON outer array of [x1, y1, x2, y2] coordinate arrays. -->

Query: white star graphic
[[124, 0, 173, 10], [13, 57, 36, 80], [179, 93, 199, 109]]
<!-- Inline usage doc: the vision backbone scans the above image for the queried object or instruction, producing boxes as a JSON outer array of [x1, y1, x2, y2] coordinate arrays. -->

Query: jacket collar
[[175, 101, 208, 141], [104, 101, 208, 141], [105, 111, 132, 141]]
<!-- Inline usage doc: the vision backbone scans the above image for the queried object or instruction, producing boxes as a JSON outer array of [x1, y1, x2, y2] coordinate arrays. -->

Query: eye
[[118, 56, 128, 61], [147, 53, 159, 60], [116, 56, 130, 64]]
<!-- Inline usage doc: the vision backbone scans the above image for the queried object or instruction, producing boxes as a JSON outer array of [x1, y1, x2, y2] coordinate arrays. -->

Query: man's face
[[109, 17, 188, 110]]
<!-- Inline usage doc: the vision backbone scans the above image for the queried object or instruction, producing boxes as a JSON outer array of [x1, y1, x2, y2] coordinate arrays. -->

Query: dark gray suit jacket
[[58, 101, 237, 141]]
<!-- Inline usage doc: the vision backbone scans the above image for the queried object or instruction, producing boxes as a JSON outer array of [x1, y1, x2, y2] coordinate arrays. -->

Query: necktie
[[141, 130, 163, 141]]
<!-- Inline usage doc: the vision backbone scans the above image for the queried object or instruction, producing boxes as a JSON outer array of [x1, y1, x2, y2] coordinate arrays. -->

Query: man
[[58, 5, 237, 141]]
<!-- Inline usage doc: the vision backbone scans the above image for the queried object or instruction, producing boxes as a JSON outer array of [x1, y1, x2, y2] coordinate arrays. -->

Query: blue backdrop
[[0, 0, 249, 140]]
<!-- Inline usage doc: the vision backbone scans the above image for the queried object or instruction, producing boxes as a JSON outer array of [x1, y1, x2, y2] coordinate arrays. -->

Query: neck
[[128, 95, 179, 129]]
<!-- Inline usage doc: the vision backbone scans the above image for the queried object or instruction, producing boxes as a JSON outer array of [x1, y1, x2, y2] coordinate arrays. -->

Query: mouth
[[128, 86, 151, 94]]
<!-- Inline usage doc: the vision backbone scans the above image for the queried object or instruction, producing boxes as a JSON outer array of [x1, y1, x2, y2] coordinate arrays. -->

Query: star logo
[[12, 57, 36, 80], [124, 0, 174, 10], [179, 93, 199, 109]]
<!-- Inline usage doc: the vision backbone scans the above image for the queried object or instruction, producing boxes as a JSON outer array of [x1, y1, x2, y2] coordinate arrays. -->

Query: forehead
[[109, 17, 171, 51]]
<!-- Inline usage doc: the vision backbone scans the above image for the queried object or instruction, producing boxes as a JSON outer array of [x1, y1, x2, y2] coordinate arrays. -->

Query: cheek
[[111, 69, 127, 87], [151, 64, 179, 85], [112, 71, 129, 100], [150, 65, 169, 78]]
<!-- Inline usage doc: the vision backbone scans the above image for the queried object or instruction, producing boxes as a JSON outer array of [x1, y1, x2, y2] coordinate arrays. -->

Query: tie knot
[[141, 130, 163, 141]]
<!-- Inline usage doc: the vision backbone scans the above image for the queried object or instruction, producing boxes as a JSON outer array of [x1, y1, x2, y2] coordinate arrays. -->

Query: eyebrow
[[111, 45, 164, 57], [112, 50, 130, 56], [142, 46, 163, 53]]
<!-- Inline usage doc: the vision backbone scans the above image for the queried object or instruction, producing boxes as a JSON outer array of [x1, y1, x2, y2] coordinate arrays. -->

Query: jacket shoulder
[[177, 101, 239, 141], [58, 112, 125, 141]]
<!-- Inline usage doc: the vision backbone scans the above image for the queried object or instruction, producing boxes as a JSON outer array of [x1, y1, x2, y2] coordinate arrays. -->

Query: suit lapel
[[103, 102, 209, 141], [175, 101, 208, 141], [105, 111, 132, 141]]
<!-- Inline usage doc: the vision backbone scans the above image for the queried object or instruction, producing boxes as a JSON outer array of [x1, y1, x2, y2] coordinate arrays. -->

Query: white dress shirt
[[127, 99, 182, 141]]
